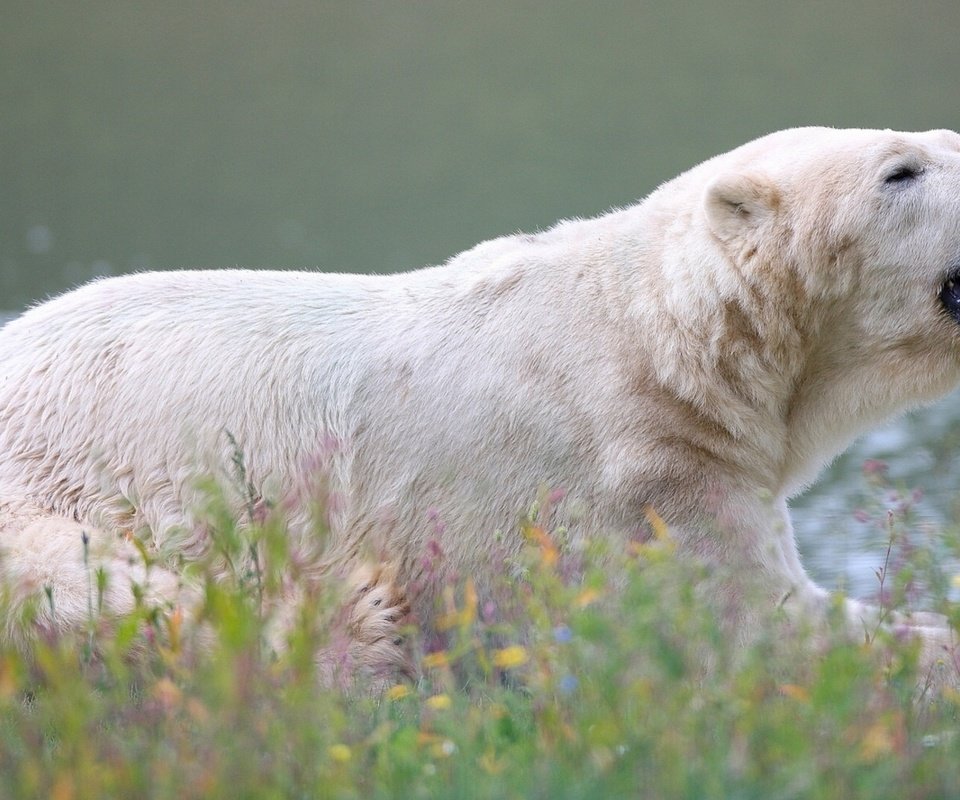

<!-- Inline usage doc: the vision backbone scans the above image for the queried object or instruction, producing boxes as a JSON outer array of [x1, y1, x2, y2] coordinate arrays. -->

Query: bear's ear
[[704, 171, 780, 242]]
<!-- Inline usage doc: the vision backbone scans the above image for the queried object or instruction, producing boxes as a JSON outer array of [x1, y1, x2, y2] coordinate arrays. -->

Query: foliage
[[0, 473, 959, 800]]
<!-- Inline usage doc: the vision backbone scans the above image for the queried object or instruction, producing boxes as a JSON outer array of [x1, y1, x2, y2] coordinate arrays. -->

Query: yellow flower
[[437, 586, 459, 630], [858, 722, 895, 762], [644, 505, 671, 542], [386, 684, 412, 701], [479, 750, 506, 775], [422, 651, 450, 669], [328, 744, 352, 763], [437, 581, 479, 631], [575, 588, 601, 607], [461, 578, 478, 628], [940, 687, 960, 713], [492, 646, 528, 669], [435, 610, 461, 630], [426, 693, 452, 710], [778, 684, 810, 703], [166, 606, 184, 653], [524, 524, 558, 566]]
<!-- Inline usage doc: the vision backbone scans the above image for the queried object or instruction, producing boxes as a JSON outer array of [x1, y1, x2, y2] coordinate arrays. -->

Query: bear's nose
[[938, 271, 960, 322]]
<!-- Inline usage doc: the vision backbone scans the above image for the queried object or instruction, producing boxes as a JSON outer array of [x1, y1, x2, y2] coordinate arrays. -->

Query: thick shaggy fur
[[2, 127, 960, 676]]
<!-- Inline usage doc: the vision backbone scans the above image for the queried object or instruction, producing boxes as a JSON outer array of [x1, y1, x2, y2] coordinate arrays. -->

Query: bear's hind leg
[[0, 498, 194, 652]]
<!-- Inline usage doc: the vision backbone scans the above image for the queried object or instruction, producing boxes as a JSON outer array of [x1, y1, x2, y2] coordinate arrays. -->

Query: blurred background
[[4, 0, 960, 593]]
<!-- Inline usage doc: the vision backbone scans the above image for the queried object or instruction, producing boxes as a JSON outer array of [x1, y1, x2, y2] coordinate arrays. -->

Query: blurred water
[[5, 2, 960, 308], [791, 399, 960, 596]]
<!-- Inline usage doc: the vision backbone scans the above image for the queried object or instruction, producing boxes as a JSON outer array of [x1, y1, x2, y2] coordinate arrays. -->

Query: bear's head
[[687, 128, 960, 491]]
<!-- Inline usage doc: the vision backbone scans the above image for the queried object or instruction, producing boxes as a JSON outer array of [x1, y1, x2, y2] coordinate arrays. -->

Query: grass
[[1, 471, 960, 799]]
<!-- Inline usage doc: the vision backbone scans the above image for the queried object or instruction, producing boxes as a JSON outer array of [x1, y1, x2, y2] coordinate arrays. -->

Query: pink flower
[[862, 459, 888, 477], [547, 488, 567, 504]]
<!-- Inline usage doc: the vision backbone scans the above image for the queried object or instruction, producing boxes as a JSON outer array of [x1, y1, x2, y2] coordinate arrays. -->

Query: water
[[6, 1, 960, 597], [792, 400, 960, 596], [5, 2, 960, 308]]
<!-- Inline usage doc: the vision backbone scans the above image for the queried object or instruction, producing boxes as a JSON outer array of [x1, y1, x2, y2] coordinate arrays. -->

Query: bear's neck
[[624, 241, 811, 494]]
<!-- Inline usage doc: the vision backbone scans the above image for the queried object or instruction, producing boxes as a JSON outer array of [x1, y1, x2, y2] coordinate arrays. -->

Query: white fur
[[3, 127, 960, 672]]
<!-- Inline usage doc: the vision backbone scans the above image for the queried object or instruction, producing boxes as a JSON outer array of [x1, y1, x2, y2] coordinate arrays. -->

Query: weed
[[0, 472, 957, 799]]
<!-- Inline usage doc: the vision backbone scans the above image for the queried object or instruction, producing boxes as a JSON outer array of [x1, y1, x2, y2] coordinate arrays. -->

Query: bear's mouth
[[939, 269, 960, 324]]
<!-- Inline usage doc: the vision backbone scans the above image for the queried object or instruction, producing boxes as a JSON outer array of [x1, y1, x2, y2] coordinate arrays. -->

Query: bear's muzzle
[[938, 270, 960, 323]]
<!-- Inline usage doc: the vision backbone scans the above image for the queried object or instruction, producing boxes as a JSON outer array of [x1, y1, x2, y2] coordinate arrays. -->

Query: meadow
[[1, 465, 959, 800]]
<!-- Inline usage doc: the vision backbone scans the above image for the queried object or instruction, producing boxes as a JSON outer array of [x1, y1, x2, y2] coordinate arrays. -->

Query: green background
[[4, 1, 960, 307]]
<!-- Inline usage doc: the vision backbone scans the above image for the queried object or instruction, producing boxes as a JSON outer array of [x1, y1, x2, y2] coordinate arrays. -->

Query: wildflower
[[859, 720, 898, 762], [853, 509, 871, 523], [559, 674, 579, 694], [328, 744, 352, 763], [575, 588, 601, 607], [186, 697, 210, 723], [480, 751, 507, 775], [643, 505, 671, 541], [461, 579, 477, 628], [422, 650, 450, 669], [0, 658, 17, 700], [421, 536, 445, 572], [430, 739, 456, 758], [778, 684, 810, 703], [386, 684, 412, 701], [51, 775, 74, 800], [436, 580, 477, 631], [492, 646, 528, 669], [426, 694, 452, 710], [553, 624, 572, 643], [167, 606, 184, 653], [524, 524, 558, 566], [153, 677, 182, 711], [940, 685, 960, 705]]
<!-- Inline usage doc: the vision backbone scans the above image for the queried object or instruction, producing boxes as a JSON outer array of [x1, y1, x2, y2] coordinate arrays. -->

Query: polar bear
[[1, 126, 960, 679]]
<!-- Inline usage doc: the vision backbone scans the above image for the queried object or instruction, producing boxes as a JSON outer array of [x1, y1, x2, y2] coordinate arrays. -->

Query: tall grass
[[0, 470, 958, 799]]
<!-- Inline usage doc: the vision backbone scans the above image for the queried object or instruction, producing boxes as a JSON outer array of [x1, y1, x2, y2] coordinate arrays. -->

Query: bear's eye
[[884, 164, 923, 185]]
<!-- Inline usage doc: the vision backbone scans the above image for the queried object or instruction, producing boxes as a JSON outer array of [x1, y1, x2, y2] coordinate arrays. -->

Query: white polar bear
[[1, 127, 960, 678]]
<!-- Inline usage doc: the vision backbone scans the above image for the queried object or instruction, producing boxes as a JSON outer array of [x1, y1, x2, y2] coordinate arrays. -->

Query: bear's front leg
[[697, 490, 960, 689]]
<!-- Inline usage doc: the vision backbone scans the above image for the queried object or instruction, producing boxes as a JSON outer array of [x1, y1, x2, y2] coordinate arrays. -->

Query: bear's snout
[[938, 268, 960, 323]]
